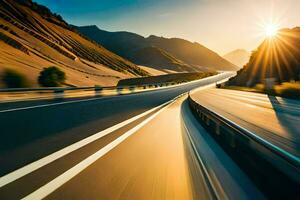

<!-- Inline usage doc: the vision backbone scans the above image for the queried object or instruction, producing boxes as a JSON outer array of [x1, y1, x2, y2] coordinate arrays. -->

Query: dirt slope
[[0, 0, 148, 87]]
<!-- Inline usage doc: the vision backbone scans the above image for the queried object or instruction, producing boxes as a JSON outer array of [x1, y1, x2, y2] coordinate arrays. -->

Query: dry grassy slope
[[0, 0, 149, 87], [147, 35, 239, 71], [130, 46, 201, 73], [75, 25, 237, 72]]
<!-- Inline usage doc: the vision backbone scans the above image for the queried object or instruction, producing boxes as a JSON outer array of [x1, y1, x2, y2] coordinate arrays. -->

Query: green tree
[[2, 69, 28, 88], [38, 66, 66, 87]]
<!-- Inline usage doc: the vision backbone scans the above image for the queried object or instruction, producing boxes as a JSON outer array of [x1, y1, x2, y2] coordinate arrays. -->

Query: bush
[[38, 66, 66, 87], [254, 84, 265, 91], [2, 69, 28, 88], [274, 82, 300, 99]]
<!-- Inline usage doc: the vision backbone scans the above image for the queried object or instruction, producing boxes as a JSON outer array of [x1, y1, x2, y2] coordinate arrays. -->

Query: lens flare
[[265, 24, 278, 37]]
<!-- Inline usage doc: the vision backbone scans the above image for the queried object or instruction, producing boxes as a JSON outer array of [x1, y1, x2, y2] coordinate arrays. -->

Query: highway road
[[0, 72, 265, 199], [0, 93, 263, 199], [190, 88, 300, 160], [0, 72, 232, 174]]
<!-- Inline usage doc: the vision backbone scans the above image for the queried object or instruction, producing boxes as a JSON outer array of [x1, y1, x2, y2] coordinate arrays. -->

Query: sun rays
[[246, 27, 299, 85], [264, 23, 278, 37], [244, 11, 300, 86]]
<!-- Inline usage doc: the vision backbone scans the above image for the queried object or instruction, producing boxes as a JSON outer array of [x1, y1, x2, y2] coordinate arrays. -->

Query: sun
[[264, 23, 278, 37]]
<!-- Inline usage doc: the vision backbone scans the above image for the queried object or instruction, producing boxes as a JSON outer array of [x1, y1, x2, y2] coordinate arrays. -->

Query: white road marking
[[0, 100, 172, 188], [21, 97, 175, 200], [0, 96, 116, 113]]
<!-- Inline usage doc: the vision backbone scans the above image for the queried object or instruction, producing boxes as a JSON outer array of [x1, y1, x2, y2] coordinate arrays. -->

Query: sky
[[35, 0, 300, 55]]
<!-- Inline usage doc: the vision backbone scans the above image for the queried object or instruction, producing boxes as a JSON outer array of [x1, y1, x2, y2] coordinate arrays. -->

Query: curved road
[[0, 93, 262, 200], [0, 73, 233, 175], [190, 88, 300, 159], [0, 72, 265, 199]]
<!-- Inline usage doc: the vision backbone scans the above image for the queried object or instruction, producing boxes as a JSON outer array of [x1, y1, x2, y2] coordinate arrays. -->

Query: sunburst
[[264, 23, 278, 37]]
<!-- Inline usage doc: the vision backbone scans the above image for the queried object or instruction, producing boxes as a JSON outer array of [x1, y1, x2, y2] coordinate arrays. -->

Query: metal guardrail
[[0, 82, 177, 93], [0, 82, 179, 102], [188, 94, 300, 185]]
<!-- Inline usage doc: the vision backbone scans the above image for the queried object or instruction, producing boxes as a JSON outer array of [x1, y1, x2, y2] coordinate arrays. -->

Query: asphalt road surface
[[0, 72, 233, 175], [0, 94, 263, 200], [190, 88, 300, 160], [0, 72, 264, 200]]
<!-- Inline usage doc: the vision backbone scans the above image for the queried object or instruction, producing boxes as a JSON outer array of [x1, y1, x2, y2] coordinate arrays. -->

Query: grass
[[220, 84, 265, 93], [221, 82, 300, 100], [273, 82, 300, 99]]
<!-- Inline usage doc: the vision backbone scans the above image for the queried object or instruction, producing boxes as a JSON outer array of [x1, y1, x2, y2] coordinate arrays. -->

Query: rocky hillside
[[0, 0, 148, 87], [75, 25, 238, 72], [228, 28, 300, 86]]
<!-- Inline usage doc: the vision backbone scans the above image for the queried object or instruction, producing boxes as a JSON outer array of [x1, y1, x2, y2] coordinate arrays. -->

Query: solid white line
[[21, 97, 174, 200], [0, 100, 172, 188], [0, 96, 114, 113]]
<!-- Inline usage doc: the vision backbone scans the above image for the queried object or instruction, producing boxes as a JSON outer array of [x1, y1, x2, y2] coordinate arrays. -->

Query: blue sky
[[35, 0, 300, 54]]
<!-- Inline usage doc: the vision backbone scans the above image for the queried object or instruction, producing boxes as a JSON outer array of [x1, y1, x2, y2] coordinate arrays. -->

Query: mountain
[[146, 35, 238, 71], [228, 28, 300, 86], [223, 49, 250, 68], [75, 25, 238, 72], [130, 46, 200, 73], [74, 25, 200, 73], [0, 0, 148, 87]]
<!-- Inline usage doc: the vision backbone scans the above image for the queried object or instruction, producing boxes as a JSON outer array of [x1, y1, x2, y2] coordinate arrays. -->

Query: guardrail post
[[229, 130, 236, 148], [129, 86, 135, 92], [215, 121, 221, 135], [201, 113, 205, 121], [117, 87, 123, 95], [206, 116, 210, 126], [94, 86, 102, 96], [54, 89, 64, 100]]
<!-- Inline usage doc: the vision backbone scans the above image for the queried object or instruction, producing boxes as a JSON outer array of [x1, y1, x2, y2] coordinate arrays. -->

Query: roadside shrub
[[2, 69, 28, 88], [38, 66, 66, 87], [274, 82, 300, 99], [254, 84, 265, 92]]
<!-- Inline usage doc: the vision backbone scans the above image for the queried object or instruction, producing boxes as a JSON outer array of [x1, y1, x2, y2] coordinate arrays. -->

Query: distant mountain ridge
[[131, 46, 198, 73], [223, 49, 250, 68], [0, 0, 148, 87], [228, 28, 300, 86], [75, 25, 238, 72]]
